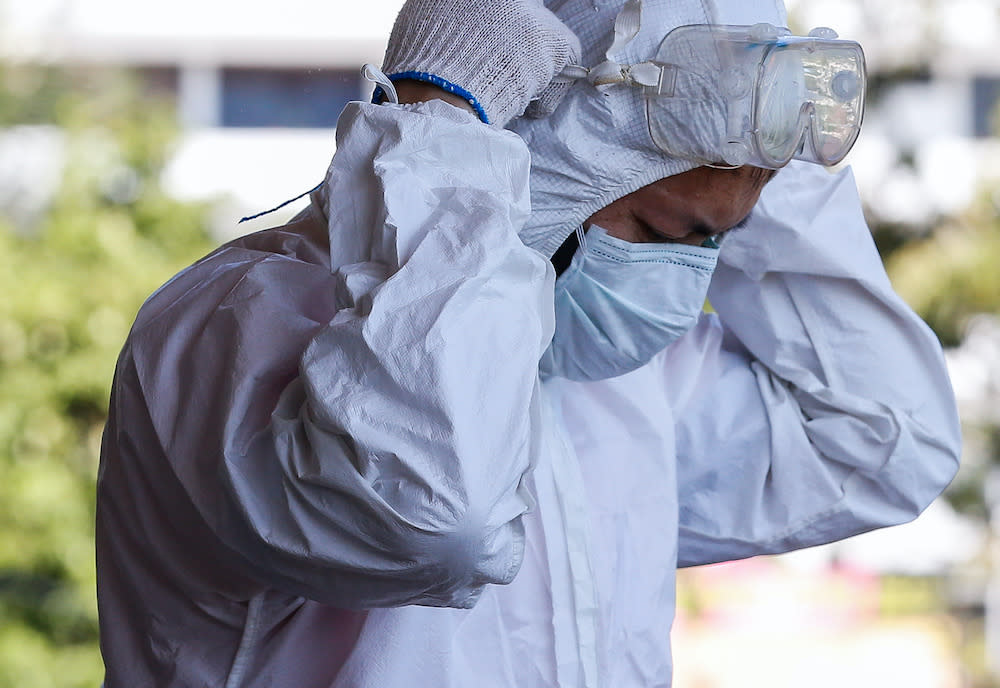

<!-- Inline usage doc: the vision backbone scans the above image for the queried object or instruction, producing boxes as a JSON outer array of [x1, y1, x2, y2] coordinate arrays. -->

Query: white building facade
[[1, 0, 404, 233]]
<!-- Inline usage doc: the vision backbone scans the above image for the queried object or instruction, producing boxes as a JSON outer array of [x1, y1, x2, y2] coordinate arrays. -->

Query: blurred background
[[0, 0, 998, 686]]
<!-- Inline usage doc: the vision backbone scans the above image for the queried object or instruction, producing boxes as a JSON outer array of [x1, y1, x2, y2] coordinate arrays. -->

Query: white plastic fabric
[[98, 96, 960, 687], [512, 0, 787, 257]]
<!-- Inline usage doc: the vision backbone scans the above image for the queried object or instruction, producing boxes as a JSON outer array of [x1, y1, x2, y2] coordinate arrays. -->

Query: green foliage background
[[0, 64, 215, 687], [885, 192, 1000, 349]]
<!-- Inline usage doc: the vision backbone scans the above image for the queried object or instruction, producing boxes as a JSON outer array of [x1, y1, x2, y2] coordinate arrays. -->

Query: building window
[[221, 68, 360, 128], [972, 76, 1000, 138]]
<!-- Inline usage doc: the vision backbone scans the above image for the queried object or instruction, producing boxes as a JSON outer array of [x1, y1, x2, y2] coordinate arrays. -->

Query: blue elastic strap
[[372, 71, 490, 125]]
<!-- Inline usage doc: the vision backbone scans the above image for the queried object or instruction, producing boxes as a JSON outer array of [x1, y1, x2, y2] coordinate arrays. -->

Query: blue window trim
[[372, 71, 489, 125]]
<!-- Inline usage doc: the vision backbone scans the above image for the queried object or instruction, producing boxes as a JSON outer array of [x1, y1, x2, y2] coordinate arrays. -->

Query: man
[[96, 0, 961, 685]]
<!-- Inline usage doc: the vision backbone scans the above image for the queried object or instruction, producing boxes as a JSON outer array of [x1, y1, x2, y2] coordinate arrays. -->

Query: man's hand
[[381, 0, 580, 126]]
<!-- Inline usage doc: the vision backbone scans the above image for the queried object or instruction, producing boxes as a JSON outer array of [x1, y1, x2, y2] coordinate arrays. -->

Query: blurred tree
[[880, 104, 1000, 524], [0, 63, 215, 687], [885, 188, 1000, 348], [0, 64, 72, 125], [876, 87, 1000, 688]]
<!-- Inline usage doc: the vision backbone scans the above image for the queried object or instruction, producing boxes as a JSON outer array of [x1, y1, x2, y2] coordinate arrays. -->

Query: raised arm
[[104, 0, 580, 609], [668, 161, 961, 567]]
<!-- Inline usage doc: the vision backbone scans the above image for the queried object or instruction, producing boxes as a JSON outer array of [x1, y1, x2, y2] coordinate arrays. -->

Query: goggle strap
[[608, 0, 644, 59], [556, 0, 660, 90], [559, 61, 666, 89]]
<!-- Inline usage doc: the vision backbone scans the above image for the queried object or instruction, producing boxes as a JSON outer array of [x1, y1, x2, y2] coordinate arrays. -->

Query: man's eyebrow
[[690, 210, 755, 238], [730, 211, 755, 232]]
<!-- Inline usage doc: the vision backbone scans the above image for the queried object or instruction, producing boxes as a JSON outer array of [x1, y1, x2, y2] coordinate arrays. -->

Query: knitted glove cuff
[[382, 71, 490, 124], [381, 0, 578, 127]]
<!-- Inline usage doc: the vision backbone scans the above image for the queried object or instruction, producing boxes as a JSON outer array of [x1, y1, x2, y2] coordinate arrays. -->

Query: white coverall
[[96, 100, 961, 687]]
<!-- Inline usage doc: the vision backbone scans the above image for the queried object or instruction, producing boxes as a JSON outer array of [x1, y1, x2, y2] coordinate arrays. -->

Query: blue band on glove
[[372, 71, 490, 125]]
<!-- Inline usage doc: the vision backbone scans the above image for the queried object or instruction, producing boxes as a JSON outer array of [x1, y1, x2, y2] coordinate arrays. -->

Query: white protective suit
[[96, 1, 962, 687]]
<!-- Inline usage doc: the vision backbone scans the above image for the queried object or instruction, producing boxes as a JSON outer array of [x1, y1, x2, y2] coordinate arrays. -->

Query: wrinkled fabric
[[540, 224, 718, 381], [512, 0, 787, 257], [98, 98, 960, 688]]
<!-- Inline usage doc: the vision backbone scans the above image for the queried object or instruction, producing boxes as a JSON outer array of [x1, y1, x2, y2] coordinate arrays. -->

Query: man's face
[[586, 166, 776, 245]]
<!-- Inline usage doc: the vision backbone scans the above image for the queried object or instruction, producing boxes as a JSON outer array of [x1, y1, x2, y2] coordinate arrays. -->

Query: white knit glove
[[381, 0, 581, 127]]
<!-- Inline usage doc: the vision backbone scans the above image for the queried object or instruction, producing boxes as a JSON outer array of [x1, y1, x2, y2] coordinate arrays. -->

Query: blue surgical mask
[[540, 225, 719, 381]]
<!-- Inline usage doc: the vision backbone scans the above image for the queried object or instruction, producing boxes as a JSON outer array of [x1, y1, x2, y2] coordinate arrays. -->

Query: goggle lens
[[643, 25, 866, 169], [756, 42, 865, 166], [807, 47, 865, 164], [756, 48, 810, 165]]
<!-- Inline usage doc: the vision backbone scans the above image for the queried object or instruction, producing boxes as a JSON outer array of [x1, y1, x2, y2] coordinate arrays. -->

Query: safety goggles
[[642, 24, 866, 169]]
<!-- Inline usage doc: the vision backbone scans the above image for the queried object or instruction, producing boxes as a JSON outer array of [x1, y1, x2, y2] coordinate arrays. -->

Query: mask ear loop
[[575, 224, 588, 252]]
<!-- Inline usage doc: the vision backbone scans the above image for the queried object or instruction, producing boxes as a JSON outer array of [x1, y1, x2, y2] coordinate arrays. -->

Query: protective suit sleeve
[[129, 100, 555, 608], [667, 161, 961, 568]]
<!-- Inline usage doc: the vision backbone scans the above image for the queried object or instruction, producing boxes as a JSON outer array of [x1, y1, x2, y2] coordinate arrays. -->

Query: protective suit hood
[[511, 0, 787, 258]]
